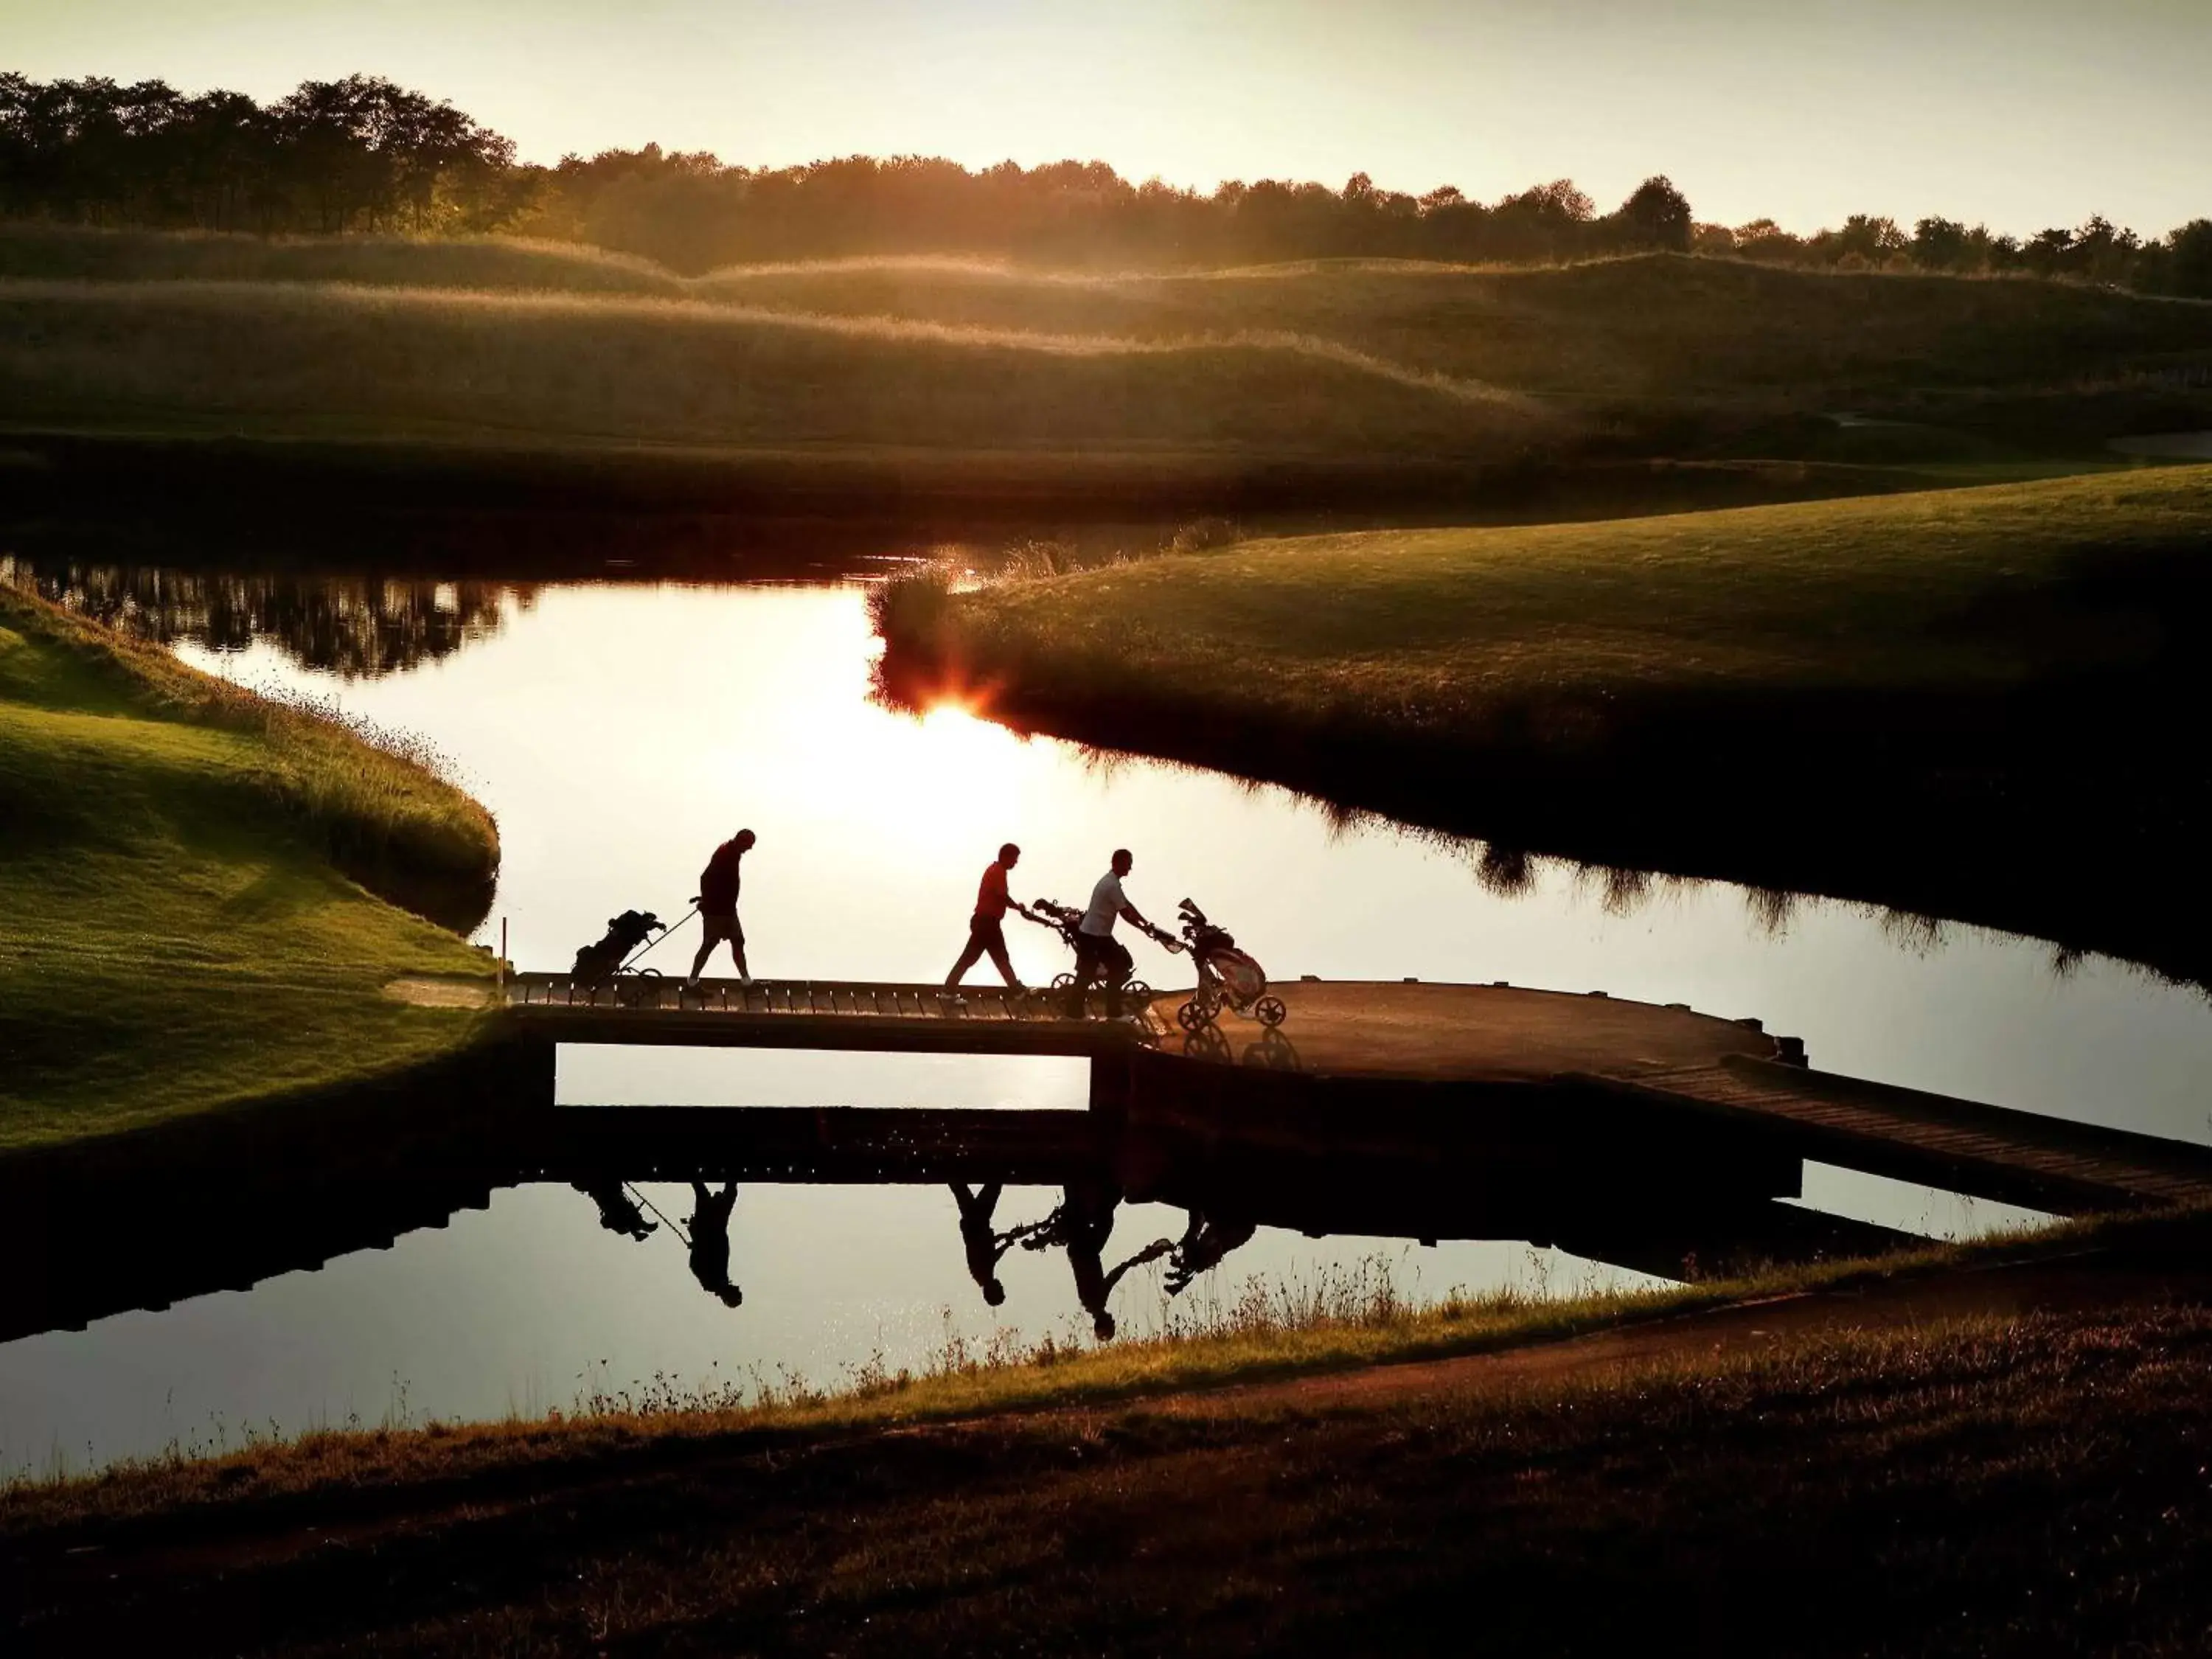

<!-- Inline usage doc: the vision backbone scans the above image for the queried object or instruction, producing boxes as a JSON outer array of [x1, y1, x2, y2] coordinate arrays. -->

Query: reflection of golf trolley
[[1174, 898, 1286, 1032], [1020, 898, 1155, 1018]]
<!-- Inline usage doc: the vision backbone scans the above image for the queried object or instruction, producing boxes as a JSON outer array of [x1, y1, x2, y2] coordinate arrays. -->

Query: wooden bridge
[[503, 971, 1134, 1054], [10, 973, 2210, 1342], [501, 973, 2212, 1220]]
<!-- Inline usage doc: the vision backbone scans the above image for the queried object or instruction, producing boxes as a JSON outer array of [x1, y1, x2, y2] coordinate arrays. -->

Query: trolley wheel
[[1124, 980, 1153, 1009], [1176, 999, 1206, 1032], [633, 967, 663, 978], [1051, 972, 1077, 991], [1255, 995, 1287, 1028]]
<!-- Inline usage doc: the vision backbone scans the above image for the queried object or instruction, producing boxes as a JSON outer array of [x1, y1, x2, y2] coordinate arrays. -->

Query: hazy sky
[[7, 0, 2208, 235]]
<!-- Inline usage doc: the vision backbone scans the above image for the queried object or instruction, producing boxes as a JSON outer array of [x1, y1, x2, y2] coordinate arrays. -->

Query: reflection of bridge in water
[[508, 975, 2212, 1220], [11, 979, 2212, 1343]]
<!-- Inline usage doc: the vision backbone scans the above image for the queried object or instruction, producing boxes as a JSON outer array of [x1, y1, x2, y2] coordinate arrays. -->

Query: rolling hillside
[[2, 226, 2207, 476]]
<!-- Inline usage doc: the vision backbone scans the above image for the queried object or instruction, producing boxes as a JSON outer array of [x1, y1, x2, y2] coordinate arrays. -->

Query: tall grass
[[0, 223, 679, 295], [0, 276, 1540, 458], [3, 243, 2207, 467], [684, 250, 2212, 403]]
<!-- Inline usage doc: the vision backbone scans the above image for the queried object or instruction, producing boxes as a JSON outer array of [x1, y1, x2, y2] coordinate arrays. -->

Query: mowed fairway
[[910, 466, 2212, 735], [0, 588, 498, 1150], [875, 465, 2212, 975]]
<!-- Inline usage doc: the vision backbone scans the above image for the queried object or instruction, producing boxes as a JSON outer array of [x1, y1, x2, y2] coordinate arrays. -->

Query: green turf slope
[[902, 465, 2212, 728], [877, 465, 2212, 975], [0, 587, 499, 1150]]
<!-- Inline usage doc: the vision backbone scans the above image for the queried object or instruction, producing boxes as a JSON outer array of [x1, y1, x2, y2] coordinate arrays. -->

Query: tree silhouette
[[0, 69, 2202, 293], [1612, 175, 1693, 253]]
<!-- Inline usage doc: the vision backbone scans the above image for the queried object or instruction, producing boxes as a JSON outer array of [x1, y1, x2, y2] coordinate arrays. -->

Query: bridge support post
[[1088, 1051, 1133, 1130]]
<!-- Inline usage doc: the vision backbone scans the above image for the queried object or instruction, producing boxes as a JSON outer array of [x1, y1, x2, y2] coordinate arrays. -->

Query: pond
[[7, 562, 2212, 1475]]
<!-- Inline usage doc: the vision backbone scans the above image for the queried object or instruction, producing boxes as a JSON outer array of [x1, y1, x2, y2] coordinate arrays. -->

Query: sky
[[6, 0, 2209, 236]]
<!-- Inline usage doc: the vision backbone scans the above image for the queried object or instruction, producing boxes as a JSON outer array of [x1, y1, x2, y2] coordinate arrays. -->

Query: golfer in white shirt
[[1068, 848, 1175, 1018]]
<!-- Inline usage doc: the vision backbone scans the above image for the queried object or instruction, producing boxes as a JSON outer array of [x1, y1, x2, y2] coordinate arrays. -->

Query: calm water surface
[[7, 574, 2211, 1474]]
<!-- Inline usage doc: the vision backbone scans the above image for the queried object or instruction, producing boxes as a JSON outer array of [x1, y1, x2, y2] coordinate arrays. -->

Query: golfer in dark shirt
[[945, 842, 1033, 989], [686, 828, 754, 988]]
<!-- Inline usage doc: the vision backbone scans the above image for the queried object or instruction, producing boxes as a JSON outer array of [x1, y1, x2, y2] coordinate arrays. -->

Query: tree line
[[4, 72, 2208, 296], [0, 73, 521, 234]]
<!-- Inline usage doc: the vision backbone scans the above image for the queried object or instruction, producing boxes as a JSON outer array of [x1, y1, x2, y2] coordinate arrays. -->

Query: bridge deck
[[499, 975, 2212, 1217], [503, 973, 1137, 1055], [1596, 1056, 2212, 1216], [502, 973, 1785, 1073]]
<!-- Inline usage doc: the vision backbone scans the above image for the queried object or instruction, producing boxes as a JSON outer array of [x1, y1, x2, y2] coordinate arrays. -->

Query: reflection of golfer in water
[[1166, 1208, 1256, 1295], [686, 828, 755, 990], [1028, 1180, 1172, 1340], [950, 1181, 1025, 1306], [945, 844, 1037, 990], [574, 1180, 658, 1241], [686, 1180, 743, 1307]]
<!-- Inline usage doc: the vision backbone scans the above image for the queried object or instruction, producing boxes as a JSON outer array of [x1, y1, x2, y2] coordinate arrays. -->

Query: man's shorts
[[701, 911, 744, 946]]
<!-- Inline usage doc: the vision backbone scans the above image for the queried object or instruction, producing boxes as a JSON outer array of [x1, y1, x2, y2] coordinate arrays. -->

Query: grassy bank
[[879, 466, 2212, 978], [4, 1212, 2208, 1654], [0, 584, 499, 1150]]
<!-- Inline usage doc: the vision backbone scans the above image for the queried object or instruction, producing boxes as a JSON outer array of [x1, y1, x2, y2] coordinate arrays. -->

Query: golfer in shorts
[[686, 827, 754, 988]]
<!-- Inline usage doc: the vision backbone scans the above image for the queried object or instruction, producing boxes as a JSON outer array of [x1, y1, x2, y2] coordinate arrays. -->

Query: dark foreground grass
[[7, 1284, 2210, 1654], [0, 584, 499, 1149], [878, 465, 2212, 978]]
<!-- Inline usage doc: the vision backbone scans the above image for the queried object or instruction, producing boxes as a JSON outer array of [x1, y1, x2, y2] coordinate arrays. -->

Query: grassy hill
[[0, 584, 499, 1150], [693, 252, 2212, 407], [0, 277, 1542, 463], [0, 223, 679, 296], [1, 228, 2207, 493], [877, 466, 2212, 978]]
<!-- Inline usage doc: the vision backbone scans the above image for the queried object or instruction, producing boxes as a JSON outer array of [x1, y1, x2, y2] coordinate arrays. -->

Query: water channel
[[7, 563, 2212, 1475]]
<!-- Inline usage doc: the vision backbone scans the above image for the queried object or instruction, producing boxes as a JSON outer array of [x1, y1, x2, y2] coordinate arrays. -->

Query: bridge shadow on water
[[0, 1057, 1920, 1349]]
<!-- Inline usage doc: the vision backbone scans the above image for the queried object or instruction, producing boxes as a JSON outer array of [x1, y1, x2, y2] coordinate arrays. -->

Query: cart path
[[1145, 978, 1778, 1081]]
